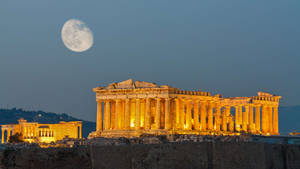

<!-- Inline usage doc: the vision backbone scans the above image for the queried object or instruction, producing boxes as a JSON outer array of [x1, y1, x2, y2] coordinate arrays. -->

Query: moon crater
[[61, 19, 93, 52]]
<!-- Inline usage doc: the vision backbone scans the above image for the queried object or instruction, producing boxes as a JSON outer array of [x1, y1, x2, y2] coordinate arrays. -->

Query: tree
[[8, 133, 23, 143]]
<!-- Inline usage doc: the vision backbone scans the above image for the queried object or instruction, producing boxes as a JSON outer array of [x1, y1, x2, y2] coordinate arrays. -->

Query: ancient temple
[[89, 79, 281, 138], [1, 118, 82, 143]]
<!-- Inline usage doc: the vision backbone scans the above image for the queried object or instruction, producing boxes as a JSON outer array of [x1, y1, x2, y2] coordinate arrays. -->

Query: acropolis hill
[[89, 79, 281, 138]]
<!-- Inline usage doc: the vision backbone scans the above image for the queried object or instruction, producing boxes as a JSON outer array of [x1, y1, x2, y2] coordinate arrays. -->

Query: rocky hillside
[[0, 108, 95, 138], [0, 141, 299, 169]]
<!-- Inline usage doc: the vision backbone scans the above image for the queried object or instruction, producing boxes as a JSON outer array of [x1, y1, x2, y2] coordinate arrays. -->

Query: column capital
[[254, 104, 261, 108], [185, 99, 192, 102], [193, 99, 200, 102], [225, 105, 231, 109], [208, 101, 214, 107], [200, 100, 207, 104], [175, 98, 180, 102], [213, 101, 220, 106]]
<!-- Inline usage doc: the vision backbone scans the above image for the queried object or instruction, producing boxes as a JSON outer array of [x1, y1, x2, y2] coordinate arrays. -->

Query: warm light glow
[[39, 137, 55, 143], [92, 79, 281, 138], [1, 119, 82, 144]]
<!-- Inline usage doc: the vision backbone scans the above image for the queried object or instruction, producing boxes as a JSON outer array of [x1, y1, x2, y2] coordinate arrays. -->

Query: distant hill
[[0, 106, 298, 137], [0, 108, 95, 138]]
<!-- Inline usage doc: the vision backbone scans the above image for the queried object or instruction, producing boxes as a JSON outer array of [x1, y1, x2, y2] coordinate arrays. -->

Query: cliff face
[[89, 143, 300, 169], [0, 143, 299, 169], [0, 147, 91, 169]]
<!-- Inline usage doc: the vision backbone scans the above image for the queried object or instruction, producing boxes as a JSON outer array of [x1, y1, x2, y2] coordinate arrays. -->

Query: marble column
[[124, 99, 131, 130], [273, 105, 279, 134], [115, 99, 121, 130], [215, 103, 221, 131], [135, 99, 140, 130], [111, 101, 116, 129], [235, 106, 240, 131], [261, 105, 268, 133], [255, 105, 261, 132], [207, 101, 213, 130], [222, 108, 227, 131], [171, 100, 176, 129], [180, 99, 185, 129], [229, 115, 234, 132], [145, 98, 151, 130], [120, 100, 125, 129], [165, 98, 171, 130], [175, 99, 180, 129], [185, 99, 192, 130], [268, 105, 273, 134], [1, 130, 4, 143], [200, 101, 207, 130], [79, 126, 82, 138], [96, 101, 102, 131], [238, 106, 243, 125], [155, 98, 161, 129], [7, 129, 11, 142], [249, 104, 254, 132], [242, 105, 248, 132], [193, 99, 199, 130], [140, 100, 145, 128], [104, 100, 111, 130]]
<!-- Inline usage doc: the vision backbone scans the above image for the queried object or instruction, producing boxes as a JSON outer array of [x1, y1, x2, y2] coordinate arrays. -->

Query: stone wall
[[0, 142, 299, 169]]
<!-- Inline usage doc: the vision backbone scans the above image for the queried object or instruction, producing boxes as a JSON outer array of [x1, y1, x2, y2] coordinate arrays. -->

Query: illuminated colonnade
[[1, 119, 82, 143], [91, 79, 281, 138]]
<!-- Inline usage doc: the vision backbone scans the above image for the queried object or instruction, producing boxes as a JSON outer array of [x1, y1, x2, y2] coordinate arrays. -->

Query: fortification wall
[[0, 142, 299, 169]]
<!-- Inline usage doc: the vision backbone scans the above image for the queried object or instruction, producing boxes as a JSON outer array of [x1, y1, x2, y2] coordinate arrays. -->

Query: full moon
[[61, 19, 93, 52]]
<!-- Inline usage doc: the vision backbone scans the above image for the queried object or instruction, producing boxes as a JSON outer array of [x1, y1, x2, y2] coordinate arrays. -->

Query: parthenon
[[89, 79, 281, 138]]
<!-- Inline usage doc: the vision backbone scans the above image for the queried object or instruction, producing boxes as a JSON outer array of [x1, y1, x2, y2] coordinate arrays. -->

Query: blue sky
[[0, 1, 299, 121]]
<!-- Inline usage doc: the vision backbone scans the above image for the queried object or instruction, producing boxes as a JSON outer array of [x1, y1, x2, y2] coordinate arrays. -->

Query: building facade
[[89, 79, 281, 138], [1, 119, 82, 143]]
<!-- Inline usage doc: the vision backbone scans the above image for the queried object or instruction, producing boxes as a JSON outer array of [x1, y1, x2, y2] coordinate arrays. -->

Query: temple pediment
[[257, 92, 274, 97], [105, 79, 158, 89]]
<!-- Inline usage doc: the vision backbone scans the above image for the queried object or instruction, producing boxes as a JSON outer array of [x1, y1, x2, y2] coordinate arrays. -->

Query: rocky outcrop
[[0, 142, 299, 169], [0, 147, 91, 169]]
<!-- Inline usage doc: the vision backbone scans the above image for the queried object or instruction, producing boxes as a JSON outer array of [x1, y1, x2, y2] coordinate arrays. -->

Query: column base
[[88, 129, 246, 139]]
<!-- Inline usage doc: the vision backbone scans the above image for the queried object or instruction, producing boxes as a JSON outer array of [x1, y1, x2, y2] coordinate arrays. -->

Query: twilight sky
[[0, 1, 299, 121]]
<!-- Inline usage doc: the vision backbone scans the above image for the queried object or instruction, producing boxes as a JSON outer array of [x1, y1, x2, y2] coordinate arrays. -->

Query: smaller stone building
[[1, 118, 82, 143]]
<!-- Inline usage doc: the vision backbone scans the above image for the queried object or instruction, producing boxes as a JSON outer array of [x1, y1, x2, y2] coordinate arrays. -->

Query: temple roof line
[[99, 79, 174, 89], [93, 79, 281, 101]]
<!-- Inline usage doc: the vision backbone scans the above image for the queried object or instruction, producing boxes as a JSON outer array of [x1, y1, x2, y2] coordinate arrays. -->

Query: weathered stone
[[92, 80, 282, 138], [1, 119, 82, 144]]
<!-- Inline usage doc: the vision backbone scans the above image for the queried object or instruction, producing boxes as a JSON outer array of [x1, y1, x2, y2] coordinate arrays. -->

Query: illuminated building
[[89, 79, 281, 138], [1, 118, 82, 143]]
